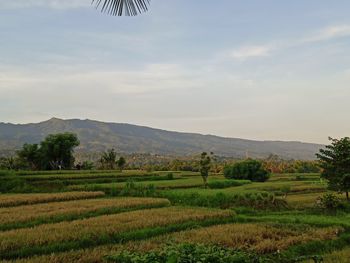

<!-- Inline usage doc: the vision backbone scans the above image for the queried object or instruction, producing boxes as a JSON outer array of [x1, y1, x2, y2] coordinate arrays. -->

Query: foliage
[[106, 243, 258, 263], [16, 133, 80, 171], [161, 190, 285, 210], [199, 152, 212, 187], [263, 155, 321, 174], [100, 149, 118, 170], [316, 137, 350, 200], [117, 157, 127, 171], [92, 0, 151, 17], [224, 159, 270, 182], [315, 193, 342, 212]]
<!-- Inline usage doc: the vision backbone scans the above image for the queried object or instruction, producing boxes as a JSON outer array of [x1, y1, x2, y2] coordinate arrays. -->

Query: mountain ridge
[[0, 118, 323, 160]]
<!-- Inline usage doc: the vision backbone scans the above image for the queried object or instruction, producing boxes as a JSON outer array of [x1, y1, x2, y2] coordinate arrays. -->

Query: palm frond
[[92, 0, 151, 16]]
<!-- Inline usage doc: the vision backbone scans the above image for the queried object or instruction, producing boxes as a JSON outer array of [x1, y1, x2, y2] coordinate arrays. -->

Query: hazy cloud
[[304, 25, 350, 43], [229, 45, 271, 60], [0, 0, 87, 10]]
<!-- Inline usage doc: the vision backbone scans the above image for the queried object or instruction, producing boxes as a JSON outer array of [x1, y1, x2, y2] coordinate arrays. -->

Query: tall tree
[[17, 144, 41, 170], [199, 152, 212, 188], [92, 0, 151, 16], [117, 156, 126, 172], [40, 133, 80, 170], [101, 149, 118, 170], [317, 137, 350, 201]]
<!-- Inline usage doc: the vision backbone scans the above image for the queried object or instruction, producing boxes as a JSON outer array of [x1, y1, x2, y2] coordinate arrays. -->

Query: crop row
[[67, 177, 249, 192], [0, 192, 105, 208], [7, 223, 342, 263], [0, 197, 170, 231], [0, 207, 234, 259]]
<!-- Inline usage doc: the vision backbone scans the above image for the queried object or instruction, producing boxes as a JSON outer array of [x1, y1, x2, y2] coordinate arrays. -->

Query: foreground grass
[[0, 192, 105, 207], [0, 206, 234, 260], [0, 197, 170, 231], [6, 223, 342, 263]]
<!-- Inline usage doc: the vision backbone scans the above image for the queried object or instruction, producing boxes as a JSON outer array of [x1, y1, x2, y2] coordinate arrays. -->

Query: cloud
[[229, 45, 272, 60], [304, 25, 350, 43], [0, 0, 87, 10]]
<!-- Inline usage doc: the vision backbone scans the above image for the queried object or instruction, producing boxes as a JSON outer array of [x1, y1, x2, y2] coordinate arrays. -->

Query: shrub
[[166, 173, 174, 180], [224, 160, 270, 182], [105, 243, 257, 263], [315, 193, 342, 212]]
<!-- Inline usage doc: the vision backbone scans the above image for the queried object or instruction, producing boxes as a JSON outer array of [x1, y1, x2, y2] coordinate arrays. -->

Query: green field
[[0, 170, 349, 262]]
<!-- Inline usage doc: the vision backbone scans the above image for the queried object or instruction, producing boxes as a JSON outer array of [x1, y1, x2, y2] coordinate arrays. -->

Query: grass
[[0, 207, 234, 260], [158, 187, 286, 209], [6, 223, 343, 263], [0, 191, 105, 207], [0, 197, 170, 231], [1, 171, 350, 262], [66, 176, 246, 191]]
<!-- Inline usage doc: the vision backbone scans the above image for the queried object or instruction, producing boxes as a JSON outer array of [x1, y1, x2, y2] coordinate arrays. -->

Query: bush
[[315, 193, 342, 212], [105, 243, 258, 263], [224, 160, 270, 182]]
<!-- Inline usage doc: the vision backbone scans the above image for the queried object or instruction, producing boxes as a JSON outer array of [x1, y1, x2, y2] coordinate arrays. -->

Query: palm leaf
[[92, 0, 151, 16]]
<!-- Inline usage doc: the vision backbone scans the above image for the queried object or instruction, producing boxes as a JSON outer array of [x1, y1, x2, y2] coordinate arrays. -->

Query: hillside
[[0, 118, 322, 160]]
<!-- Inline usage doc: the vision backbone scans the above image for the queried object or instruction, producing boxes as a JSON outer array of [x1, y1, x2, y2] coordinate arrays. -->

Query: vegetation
[[199, 152, 212, 188], [224, 159, 270, 182], [0, 192, 105, 208], [16, 133, 80, 170], [0, 207, 233, 259], [0, 197, 170, 231], [317, 137, 350, 200], [0, 154, 349, 262]]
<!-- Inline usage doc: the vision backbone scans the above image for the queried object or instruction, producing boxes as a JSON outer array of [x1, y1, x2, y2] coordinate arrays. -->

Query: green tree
[[92, 0, 151, 16], [317, 137, 350, 201], [17, 143, 41, 170], [117, 156, 126, 172], [199, 152, 212, 188], [40, 133, 80, 170], [101, 149, 118, 170], [224, 159, 270, 182]]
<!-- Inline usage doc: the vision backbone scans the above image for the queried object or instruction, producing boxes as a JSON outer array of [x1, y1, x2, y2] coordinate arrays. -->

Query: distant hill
[[0, 118, 322, 160]]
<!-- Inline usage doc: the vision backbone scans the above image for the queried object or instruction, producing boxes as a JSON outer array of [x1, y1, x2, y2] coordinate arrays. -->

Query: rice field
[[0, 197, 170, 230], [0, 191, 105, 207], [1, 171, 349, 262]]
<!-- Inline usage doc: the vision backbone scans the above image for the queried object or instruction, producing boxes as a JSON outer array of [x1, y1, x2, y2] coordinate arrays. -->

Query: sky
[[1, 0, 350, 144]]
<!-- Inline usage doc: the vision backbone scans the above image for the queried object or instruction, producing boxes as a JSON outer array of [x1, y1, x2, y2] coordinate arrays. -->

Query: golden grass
[[319, 246, 350, 263], [286, 192, 345, 209], [0, 192, 105, 208], [0, 197, 170, 226], [166, 223, 341, 254], [9, 223, 342, 263], [0, 207, 233, 255]]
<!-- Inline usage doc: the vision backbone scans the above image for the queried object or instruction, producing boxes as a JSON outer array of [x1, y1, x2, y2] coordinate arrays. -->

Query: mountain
[[0, 118, 323, 160]]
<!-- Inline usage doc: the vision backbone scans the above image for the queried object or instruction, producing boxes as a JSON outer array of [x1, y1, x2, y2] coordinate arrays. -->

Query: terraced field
[[0, 170, 349, 262]]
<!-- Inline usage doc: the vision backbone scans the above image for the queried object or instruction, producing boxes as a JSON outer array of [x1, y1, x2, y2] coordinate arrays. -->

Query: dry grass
[[0, 192, 105, 208], [286, 192, 345, 209], [0, 207, 233, 255], [319, 246, 350, 263], [166, 223, 342, 254], [0, 197, 170, 227], [8, 223, 342, 263]]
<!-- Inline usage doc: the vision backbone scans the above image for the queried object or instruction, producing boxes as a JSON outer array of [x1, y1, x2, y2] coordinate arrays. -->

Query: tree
[[101, 149, 118, 170], [199, 152, 212, 188], [316, 137, 350, 201], [40, 133, 80, 170], [224, 159, 270, 182], [117, 156, 126, 171], [17, 144, 41, 170], [92, 0, 151, 16]]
